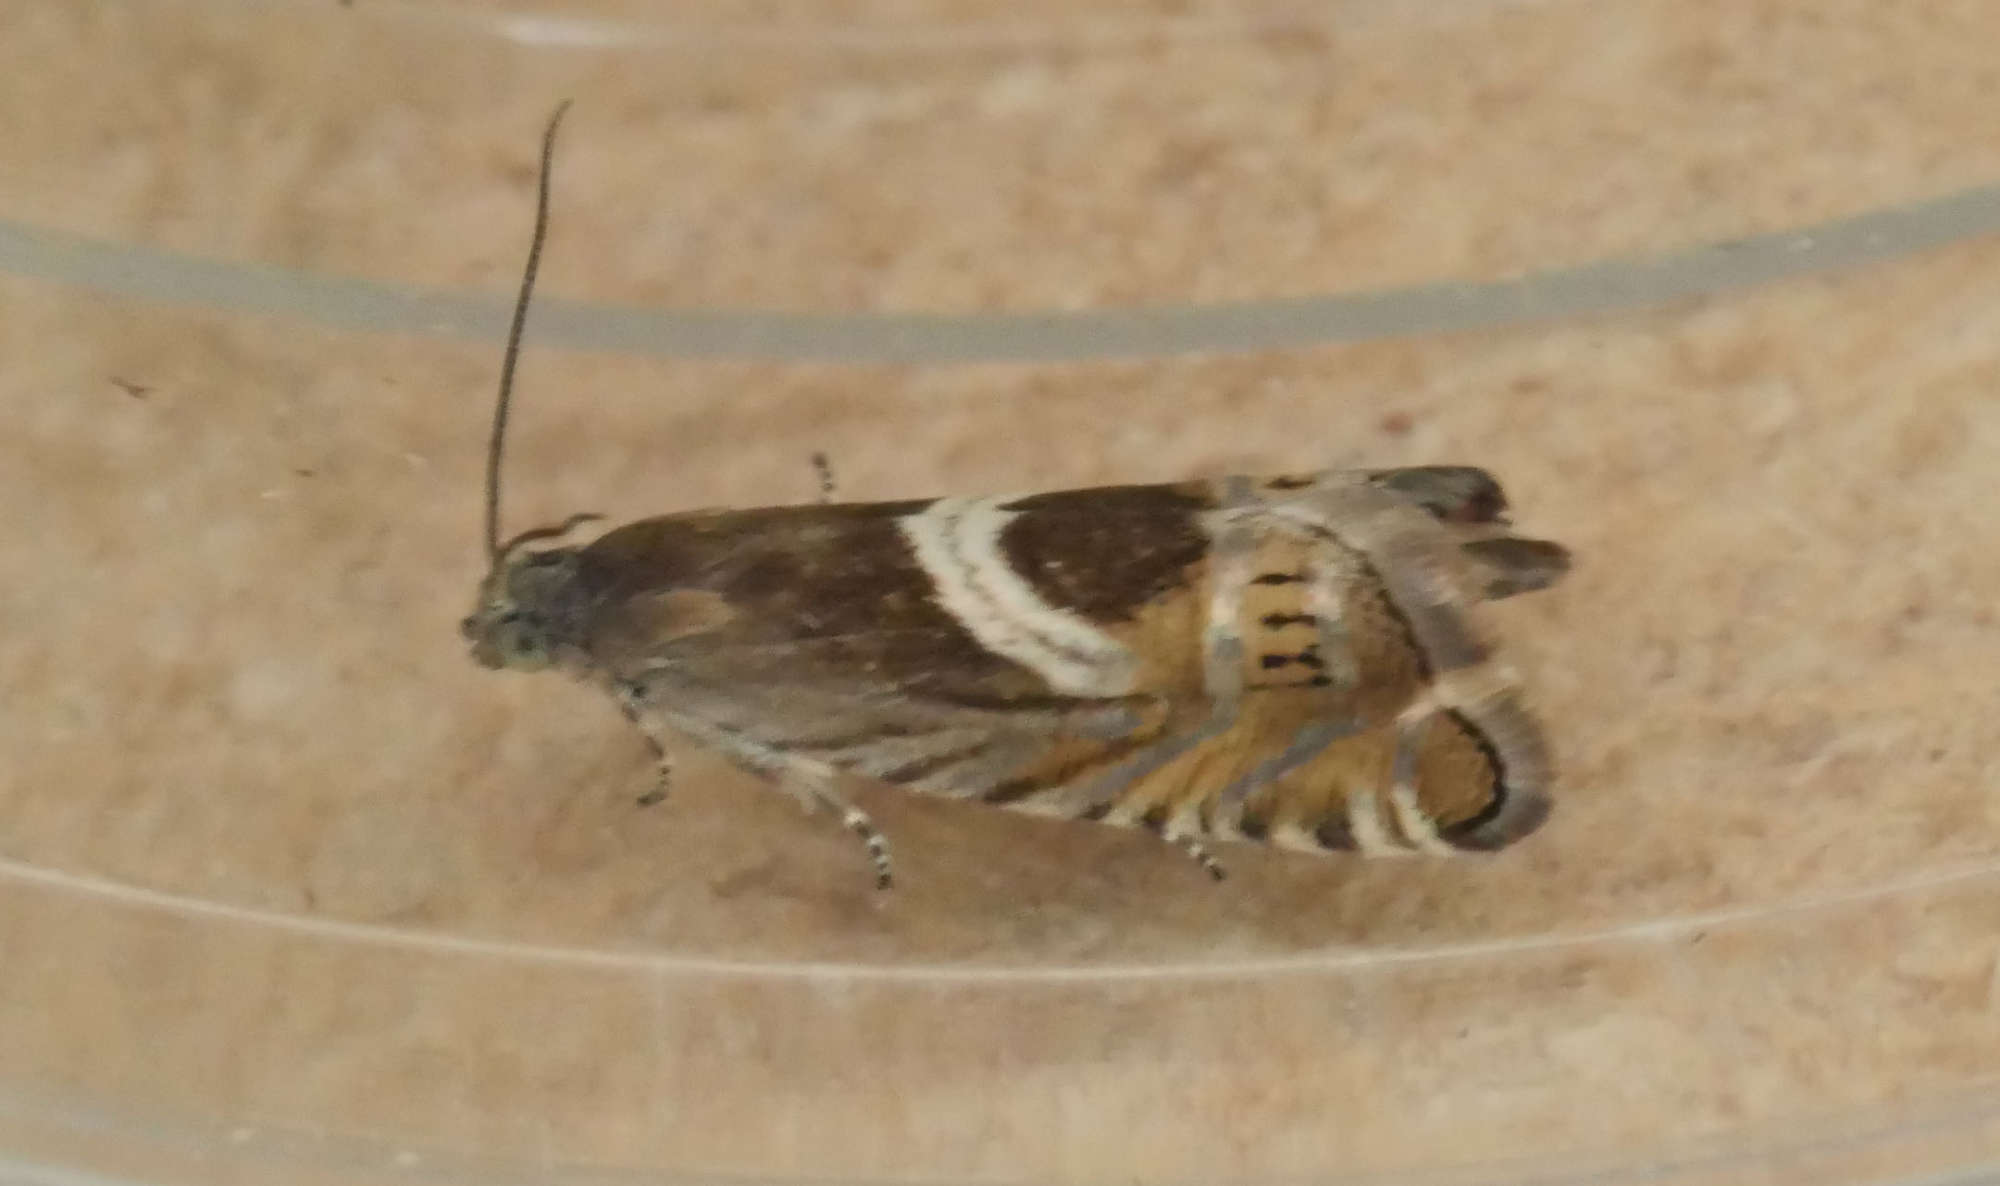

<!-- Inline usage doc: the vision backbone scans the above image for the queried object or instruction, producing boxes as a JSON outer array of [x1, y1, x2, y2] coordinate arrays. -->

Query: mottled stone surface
[[5, 1, 2000, 1182]]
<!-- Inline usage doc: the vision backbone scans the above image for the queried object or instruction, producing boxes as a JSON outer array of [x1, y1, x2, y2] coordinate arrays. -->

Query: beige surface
[[5, 0, 2000, 1183]]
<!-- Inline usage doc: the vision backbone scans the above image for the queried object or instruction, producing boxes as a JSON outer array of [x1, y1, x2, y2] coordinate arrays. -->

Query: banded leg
[[615, 681, 675, 807], [822, 791, 893, 889], [769, 770, 892, 890], [1159, 817, 1228, 880], [676, 713, 896, 889], [811, 451, 837, 503]]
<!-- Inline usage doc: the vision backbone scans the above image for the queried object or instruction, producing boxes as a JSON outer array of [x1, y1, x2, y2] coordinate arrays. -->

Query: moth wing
[[570, 495, 1216, 800], [567, 478, 1557, 851]]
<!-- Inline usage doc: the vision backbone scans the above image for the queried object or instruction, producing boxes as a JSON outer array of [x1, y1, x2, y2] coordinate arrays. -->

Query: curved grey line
[[8, 851, 2000, 984], [279, 0, 1549, 54], [8, 1075, 2000, 1186], [467, 4, 1327, 52], [3, 183, 1998, 364]]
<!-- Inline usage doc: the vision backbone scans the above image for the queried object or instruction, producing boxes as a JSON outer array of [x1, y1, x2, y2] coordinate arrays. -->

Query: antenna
[[484, 100, 572, 561]]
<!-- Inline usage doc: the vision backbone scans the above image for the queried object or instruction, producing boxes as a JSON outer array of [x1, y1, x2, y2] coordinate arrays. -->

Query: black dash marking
[[933, 690, 1097, 714], [111, 377, 150, 400], [1308, 674, 1334, 687], [1294, 647, 1325, 670], [880, 742, 991, 785], [789, 723, 923, 754], [1251, 572, 1306, 586], [981, 778, 1041, 805], [1266, 475, 1314, 490], [1437, 708, 1510, 844], [1260, 653, 1292, 670], [1260, 612, 1316, 628]]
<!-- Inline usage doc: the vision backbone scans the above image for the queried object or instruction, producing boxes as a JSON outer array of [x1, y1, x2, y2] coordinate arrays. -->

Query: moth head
[[462, 515, 599, 671]]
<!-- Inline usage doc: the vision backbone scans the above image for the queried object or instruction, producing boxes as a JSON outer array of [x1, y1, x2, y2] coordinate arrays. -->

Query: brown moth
[[463, 107, 1572, 889]]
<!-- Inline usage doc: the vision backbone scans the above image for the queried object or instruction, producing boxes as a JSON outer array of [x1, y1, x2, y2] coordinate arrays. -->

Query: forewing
[[569, 490, 1218, 798]]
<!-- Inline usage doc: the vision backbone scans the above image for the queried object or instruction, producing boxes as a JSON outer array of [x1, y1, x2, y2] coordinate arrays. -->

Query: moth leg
[[785, 777, 893, 890], [810, 451, 837, 503], [634, 753, 673, 807], [1159, 819, 1227, 881], [657, 710, 896, 888], [615, 681, 674, 807], [830, 794, 893, 890], [755, 754, 894, 890]]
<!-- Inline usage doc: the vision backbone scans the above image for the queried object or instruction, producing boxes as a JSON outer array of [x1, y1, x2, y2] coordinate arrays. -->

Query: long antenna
[[485, 100, 572, 561]]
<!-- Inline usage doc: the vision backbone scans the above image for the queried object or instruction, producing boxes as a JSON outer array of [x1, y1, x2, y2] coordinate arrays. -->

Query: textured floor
[[5, 1, 2000, 1183]]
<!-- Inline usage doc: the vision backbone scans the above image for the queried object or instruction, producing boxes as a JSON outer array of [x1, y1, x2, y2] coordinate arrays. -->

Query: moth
[[463, 107, 1572, 888]]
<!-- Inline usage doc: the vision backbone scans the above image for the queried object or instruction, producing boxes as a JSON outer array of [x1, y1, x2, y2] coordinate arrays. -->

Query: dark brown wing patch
[[577, 503, 1043, 699], [997, 484, 1212, 623]]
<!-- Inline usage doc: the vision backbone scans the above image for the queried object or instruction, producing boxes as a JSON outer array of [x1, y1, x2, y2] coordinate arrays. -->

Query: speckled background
[[4, 1, 2000, 1183]]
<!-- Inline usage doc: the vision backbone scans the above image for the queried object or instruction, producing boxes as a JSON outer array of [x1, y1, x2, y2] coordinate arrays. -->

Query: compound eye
[[492, 615, 551, 670]]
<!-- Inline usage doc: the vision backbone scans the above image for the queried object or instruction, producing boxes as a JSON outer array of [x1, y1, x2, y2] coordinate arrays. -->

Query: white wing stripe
[[900, 497, 1137, 697]]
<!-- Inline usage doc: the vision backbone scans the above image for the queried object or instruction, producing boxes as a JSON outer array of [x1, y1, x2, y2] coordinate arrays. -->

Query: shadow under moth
[[463, 106, 1573, 889]]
